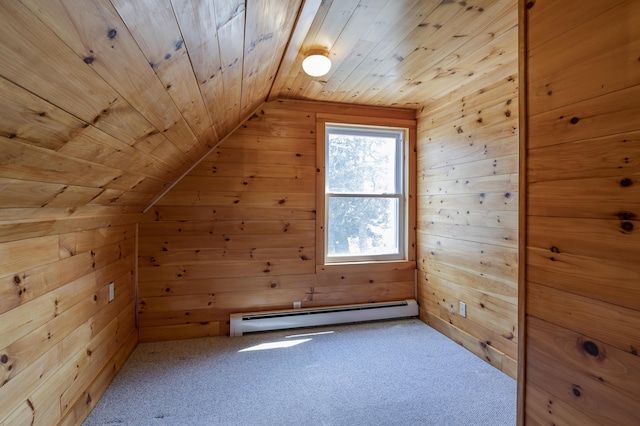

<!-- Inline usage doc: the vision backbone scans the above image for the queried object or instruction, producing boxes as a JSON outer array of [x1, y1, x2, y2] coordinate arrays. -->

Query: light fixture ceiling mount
[[302, 49, 331, 77]]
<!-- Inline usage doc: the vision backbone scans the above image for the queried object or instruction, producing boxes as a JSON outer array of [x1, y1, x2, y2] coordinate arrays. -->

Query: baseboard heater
[[230, 299, 418, 336]]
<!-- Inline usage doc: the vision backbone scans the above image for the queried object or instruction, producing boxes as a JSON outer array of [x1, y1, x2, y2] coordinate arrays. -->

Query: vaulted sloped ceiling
[[0, 0, 516, 221], [273, 0, 515, 108]]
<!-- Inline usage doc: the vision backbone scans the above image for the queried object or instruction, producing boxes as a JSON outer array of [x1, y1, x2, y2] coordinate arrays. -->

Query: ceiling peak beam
[[266, 0, 323, 102]]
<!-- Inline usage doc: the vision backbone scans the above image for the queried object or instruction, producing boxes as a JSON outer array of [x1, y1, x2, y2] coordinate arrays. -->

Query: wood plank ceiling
[[0, 0, 516, 220]]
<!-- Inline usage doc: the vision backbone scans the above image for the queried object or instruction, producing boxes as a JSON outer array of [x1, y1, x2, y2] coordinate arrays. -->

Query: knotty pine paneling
[[0, 215, 138, 425], [274, 0, 517, 111], [0, 0, 305, 225], [523, 0, 640, 423], [139, 100, 416, 341], [416, 17, 519, 379]]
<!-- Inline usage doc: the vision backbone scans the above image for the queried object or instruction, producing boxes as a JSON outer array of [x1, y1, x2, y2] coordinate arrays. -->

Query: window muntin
[[325, 125, 406, 263]]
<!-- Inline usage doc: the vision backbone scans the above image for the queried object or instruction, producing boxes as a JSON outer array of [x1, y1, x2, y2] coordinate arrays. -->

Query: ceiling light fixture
[[302, 50, 331, 77]]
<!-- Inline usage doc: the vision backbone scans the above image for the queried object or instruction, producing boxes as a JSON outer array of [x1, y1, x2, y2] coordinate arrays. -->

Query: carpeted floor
[[83, 319, 516, 425]]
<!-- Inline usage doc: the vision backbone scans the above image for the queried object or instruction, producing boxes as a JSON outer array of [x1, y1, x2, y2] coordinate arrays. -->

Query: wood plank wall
[[139, 100, 417, 341], [0, 215, 139, 425], [524, 0, 640, 424], [415, 22, 519, 377]]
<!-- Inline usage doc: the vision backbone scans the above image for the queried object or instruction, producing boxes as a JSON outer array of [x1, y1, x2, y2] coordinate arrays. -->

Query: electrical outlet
[[459, 301, 466, 318], [293, 301, 301, 309], [108, 282, 115, 302]]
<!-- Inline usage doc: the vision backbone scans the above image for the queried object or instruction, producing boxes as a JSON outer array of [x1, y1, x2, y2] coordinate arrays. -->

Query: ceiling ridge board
[[267, 0, 323, 102]]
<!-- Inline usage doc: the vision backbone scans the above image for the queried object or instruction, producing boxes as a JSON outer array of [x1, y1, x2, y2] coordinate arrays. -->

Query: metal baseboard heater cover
[[230, 299, 418, 336]]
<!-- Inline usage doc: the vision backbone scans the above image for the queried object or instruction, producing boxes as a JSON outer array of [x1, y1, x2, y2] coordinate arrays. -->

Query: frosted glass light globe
[[302, 54, 331, 77]]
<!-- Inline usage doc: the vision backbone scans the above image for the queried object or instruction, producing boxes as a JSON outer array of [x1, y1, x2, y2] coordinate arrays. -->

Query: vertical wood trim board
[[517, 0, 528, 423], [523, 0, 640, 424], [138, 100, 417, 341], [415, 3, 519, 379]]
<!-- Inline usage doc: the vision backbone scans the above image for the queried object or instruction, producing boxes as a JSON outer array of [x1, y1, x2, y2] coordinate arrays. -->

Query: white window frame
[[324, 124, 408, 264]]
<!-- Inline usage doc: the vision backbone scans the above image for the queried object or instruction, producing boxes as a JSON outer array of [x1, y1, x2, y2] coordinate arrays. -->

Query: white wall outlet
[[459, 301, 466, 318], [108, 282, 115, 302], [293, 301, 301, 309]]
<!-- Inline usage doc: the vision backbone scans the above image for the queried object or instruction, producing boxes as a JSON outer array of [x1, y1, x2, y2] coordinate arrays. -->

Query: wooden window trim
[[315, 113, 416, 274]]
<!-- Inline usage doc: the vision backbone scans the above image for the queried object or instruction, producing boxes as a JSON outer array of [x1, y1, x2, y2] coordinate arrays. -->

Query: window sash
[[326, 126, 403, 195], [325, 194, 404, 263]]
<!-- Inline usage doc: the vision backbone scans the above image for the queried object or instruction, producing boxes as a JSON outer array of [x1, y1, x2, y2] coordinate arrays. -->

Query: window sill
[[316, 260, 416, 274]]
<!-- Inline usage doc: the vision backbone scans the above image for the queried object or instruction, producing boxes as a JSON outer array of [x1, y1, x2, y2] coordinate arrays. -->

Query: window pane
[[327, 197, 399, 257], [326, 131, 398, 194]]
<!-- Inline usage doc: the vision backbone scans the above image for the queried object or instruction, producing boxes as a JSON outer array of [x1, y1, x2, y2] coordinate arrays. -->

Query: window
[[324, 124, 407, 263]]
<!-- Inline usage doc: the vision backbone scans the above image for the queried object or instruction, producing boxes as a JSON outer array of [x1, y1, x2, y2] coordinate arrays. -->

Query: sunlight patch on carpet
[[238, 338, 312, 352]]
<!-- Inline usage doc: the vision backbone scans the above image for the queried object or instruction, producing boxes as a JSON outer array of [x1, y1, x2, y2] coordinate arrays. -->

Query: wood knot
[[107, 28, 117, 39], [84, 56, 95, 64], [14, 275, 21, 284], [620, 178, 633, 187], [616, 211, 636, 221], [572, 385, 582, 397], [569, 117, 580, 124], [550, 246, 560, 253], [1, 354, 8, 363], [583, 341, 599, 357], [622, 222, 634, 232]]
